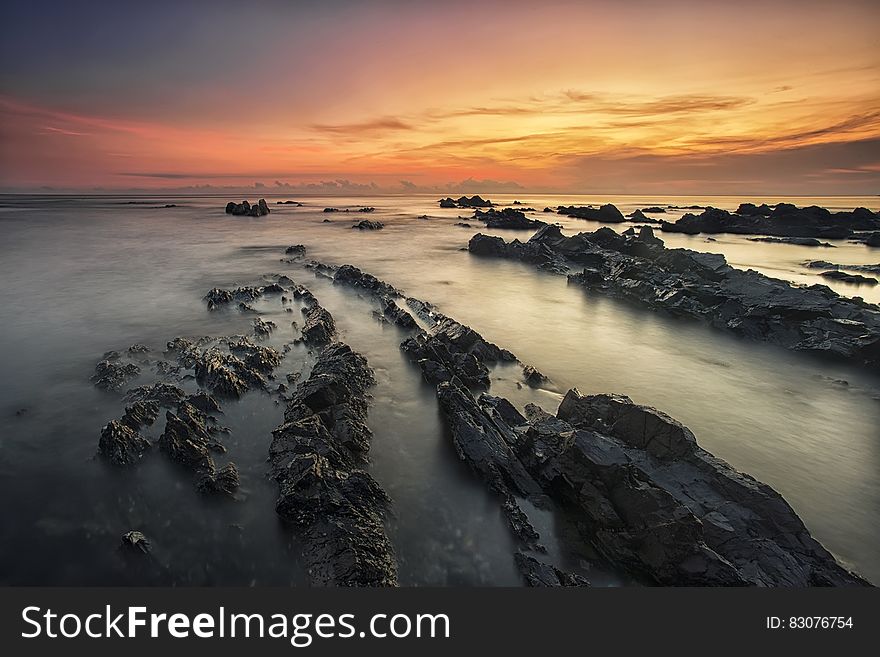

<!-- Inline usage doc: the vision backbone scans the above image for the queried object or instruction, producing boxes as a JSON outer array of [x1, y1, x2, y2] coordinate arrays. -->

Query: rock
[[352, 219, 384, 230], [196, 462, 240, 497], [804, 260, 880, 274], [381, 298, 417, 329], [439, 198, 457, 208], [662, 204, 878, 239], [323, 207, 340, 213], [91, 359, 140, 392], [277, 200, 303, 206], [748, 237, 835, 247], [270, 343, 397, 586], [358, 207, 376, 213], [98, 420, 151, 466], [333, 264, 402, 297], [640, 206, 667, 214], [285, 244, 307, 257], [627, 209, 661, 223], [866, 232, 880, 247], [124, 382, 186, 407], [557, 203, 626, 223], [820, 270, 878, 285], [437, 383, 869, 586], [301, 304, 337, 346], [253, 317, 277, 338], [473, 208, 547, 230], [225, 199, 270, 217], [543, 207, 554, 213], [159, 401, 225, 474], [454, 222, 473, 228], [514, 552, 590, 587], [120, 531, 151, 555], [523, 365, 547, 386], [471, 225, 880, 369], [120, 400, 160, 430]]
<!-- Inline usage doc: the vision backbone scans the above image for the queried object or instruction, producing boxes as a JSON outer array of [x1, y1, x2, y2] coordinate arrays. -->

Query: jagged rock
[[352, 219, 384, 230], [523, 365, 547, 386], [301, 304, 336, 345], [661, 204, 879, 239], [192, 349, 251, 398], [438, 195, 493, 209], [196, 462, 240, 497], [358, 207, 376, 213], [253, 317, 276, 338], [866, 232, 880, 247], [98, 420, 151, 466], [124, 382, 186, 407], [557, 203, 626, 223], [270, 343, 397, 586], [158, 401, 224, 472], [91, 359, 140, 391], [285, 244, 306, 257], [381, 298, 417, 329], [323, 207, 340, 213], [185, 392, 222, 415], [225, 199, 270, 217], [473, 208, 547, 230], [514, 552, 590, 587], [804, 261, 880, 274], [469, 224, 880, 369], [120, 531, 151, 555], [120, 400, 160, 430]]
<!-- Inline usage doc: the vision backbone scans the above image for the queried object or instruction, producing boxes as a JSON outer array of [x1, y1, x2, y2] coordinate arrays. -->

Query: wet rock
[[866, 232, 880, 247], [381, 298, 417, 329], [748, 237, 835, 247], [627, 209, 661, 223], [352, 219, 384, 230], [455, 222, 473, 228], [662, 204, 879, 239], [225, 199, 270, 217], [557, 203, 626, 223], [185, 392, 222, 415], [333, 264, 402, 296], [473, 208, 547, 230], [196, 462, 240, 497], [225, 337, 282, 374], [820, 270, 877, 285], [301, 304, 337, 345], [98, 420, 151, 466], [284, 244, 307, 257], [439, 195, 493, 209], [472, 224, 880, 369], [192, 349, 251, 398], [124, 382, 186, 407], [515, 552, 590, 587], [253, 317, 277, 338], [523, 365, 547, 386], [120, 531, 151, 555], [158, 401, 224, 472], [120, 400, 160, 430], [91, 359, 140, 392], [804, 260, 880, 274], [270, 343, 397, 586], [358, 207, 376, 213]]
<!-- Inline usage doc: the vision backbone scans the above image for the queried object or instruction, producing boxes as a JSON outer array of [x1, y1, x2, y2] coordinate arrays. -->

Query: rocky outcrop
[[515, 552, 590, 587], [468, 224, 880, 369], [820, 270, 878, 285], [352, 219, 384, 230], [438, 195, 494, 209], [748, 237, 834, 247], [473, 208, 547, 230], [437, 384, 868, 586], [91, 358, 140, 391], [270, 342, 397, 586], [298, 289, 337, 345], [557, 203, 626, 223], [98, 420, 151, 466], [661, 204, 880, 239], [804, 260, 880, 274], [225, 199, 270, 217]]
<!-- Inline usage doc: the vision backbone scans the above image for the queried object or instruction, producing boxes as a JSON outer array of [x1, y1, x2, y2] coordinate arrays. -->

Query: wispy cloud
[[310, 117, 412, 135]]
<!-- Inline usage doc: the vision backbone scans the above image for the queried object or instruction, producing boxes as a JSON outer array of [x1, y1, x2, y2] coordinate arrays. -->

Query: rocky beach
[[0, 193, 878, 587]]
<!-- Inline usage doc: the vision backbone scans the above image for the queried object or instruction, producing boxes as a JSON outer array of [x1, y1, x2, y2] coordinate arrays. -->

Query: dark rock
[[381, 298, 417, 329], [271, 343, 397, 586], [557, 203, 626, 223], [120, 400, 160, 430], [472, 225, 880, 369], [225, 199, 270, 217], [98, 420, 151, 466], [285, 244, 307, 257], [333, 264, 402, 297], [438, 195, 493, 209], [323, 207, 340, 213], [748, 237, 835, 247], [120, 531, 151, 555], [124, 382, 186, 407], [662, 204, 878, 239], [358, 207, 376, 213], [301, 304, 337, 345], [454, 222, 473, 228], [820, 270, 877, 285], [866, 232, 880, 247], [473, 208, 547, 230], [91, 359, 140, 392], [196, 462, 240, 497], [514, 552, 590, 587], [352, 220, 384, 230], [253, 317, 276, 338], [523, 365, 547, 386]]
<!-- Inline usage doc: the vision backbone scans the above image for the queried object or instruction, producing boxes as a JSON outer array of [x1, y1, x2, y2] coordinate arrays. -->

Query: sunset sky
[[1, 0, 878, 194]]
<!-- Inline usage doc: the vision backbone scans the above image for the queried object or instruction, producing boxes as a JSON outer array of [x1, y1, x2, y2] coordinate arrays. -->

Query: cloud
[[310, 117, 412, 135]]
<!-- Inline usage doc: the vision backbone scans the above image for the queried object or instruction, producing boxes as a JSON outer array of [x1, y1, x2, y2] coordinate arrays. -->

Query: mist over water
[[0, 194, 878, 585]]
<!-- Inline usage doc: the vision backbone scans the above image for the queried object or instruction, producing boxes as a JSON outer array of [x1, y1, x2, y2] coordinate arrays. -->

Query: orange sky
[[1, 1, 878, 194]]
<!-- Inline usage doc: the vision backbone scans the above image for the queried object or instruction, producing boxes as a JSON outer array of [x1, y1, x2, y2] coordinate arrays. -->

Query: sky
[[0, 0, 878, 195]]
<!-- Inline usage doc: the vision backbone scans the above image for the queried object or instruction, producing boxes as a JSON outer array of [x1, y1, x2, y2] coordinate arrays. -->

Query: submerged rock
[[270, 342, 397, 586], [820, 270, 878, 285]]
